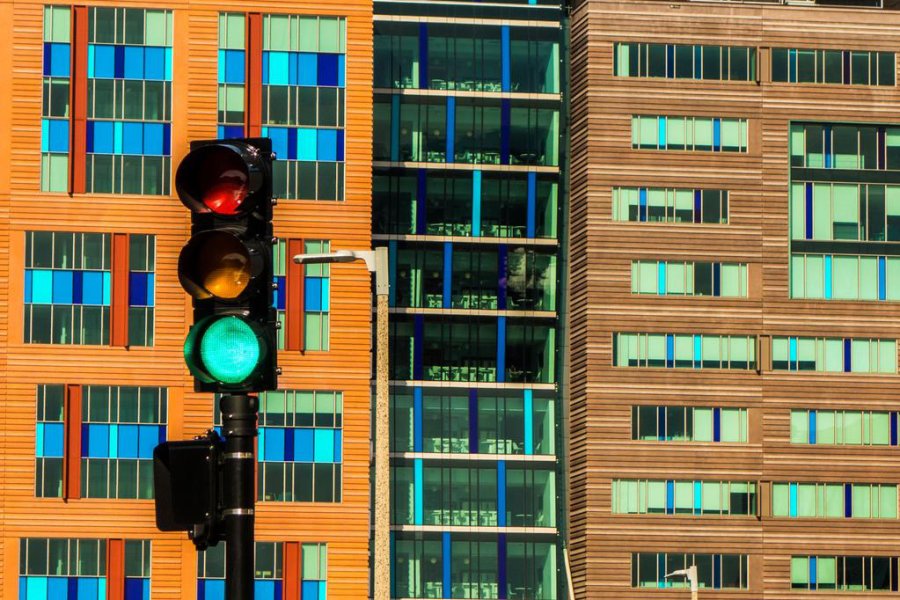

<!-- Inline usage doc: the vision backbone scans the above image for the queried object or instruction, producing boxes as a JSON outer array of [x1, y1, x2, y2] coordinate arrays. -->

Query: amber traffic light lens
[[178, 231, 252, 300]]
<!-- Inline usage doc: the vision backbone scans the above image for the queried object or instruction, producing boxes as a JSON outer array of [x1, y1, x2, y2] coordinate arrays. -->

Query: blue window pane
[[45, 42, 71, 77], [47, 119, 69, 153], [314, 429, 334, 462], [129, 272, 148, 306], [302, 581, 319, 600], [202, 580, 225, 600], [337, 55, 345, 87], [220, 125, 244, 139], [72, 271, 83, 304], [91, 121, 115, 154], [335, 130, 345, 162], [43, 423, 65, 458], [123, 46, 144, 79], [92, 45, 116, 79], [138, 425, 160, 459], [254, 580, 275, 600], [52, 270, 74, 304], [288, 53, 299, 85], [333, 430, 342, 462], [222, 50, 245, 84], [143, 123, 164, 156], [284, 427, 294, 461], [47, 577, 68, 599], [317, 54, 339, 87], [76, 576, 99, 600], [123, 578, 144, 600], [266, 51, 290, 85], [264, 427, 285, 462], [122, 122, 144, 155], [305, 277, 323, 311], [297, 129, 317, 161], [286, 128, 298, 160], [298, 54, 317, 86], [87, 424, 110, 458], [144, 47, 166, 80], [274, 276, 286, 310], [294, 429, 314, 462], [118, 424, 139, 459], [266, 128, 289, 161], [145, 274, 155, 307], [31, 270, 53, 304], [317, 129, 338, 162], [81, 271, 105, 305]]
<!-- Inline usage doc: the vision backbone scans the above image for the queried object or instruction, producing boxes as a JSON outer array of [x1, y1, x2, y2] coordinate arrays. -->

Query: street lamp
[[665, 565, 699, 600], [292, 247, 389, 600]]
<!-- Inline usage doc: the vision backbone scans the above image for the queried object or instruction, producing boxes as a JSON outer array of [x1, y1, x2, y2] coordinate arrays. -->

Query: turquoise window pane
[[164, 48, 172, 81], [103, 272, 111, 305], [266, 52, 290, 85], [26, 577, 48, 599], [108, 425, 118, 459], [314, 429, 334, 462], [319, 278, 330, 311], [297, 129, 317, 161], [31, 270, 53, 304]]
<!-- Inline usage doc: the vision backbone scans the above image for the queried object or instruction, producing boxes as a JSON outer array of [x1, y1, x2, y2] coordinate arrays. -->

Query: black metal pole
[[220, 394, 258, 600]]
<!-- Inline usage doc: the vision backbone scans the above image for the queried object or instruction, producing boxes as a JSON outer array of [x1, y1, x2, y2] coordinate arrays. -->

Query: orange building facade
[[0, 0, 374, 598]]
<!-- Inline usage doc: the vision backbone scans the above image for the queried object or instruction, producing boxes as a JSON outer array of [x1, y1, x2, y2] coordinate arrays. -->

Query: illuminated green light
[[199, 316, 262, 384]]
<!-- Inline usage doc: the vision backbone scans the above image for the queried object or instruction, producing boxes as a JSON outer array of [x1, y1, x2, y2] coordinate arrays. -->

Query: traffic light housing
[[176, 138, 278, 393]]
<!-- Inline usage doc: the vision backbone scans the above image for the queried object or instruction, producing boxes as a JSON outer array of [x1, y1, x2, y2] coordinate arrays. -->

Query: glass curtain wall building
[[373, 0, 567, 598]]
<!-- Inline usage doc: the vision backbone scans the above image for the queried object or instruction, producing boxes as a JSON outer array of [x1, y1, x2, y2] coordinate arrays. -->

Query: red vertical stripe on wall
[[106, 539, 125, 600], [283, 542, 300, 600], [70, 6, 88, 194], [286, 239, 305, 351], [63, 384, 82, 501], [110, 233, 130, 347], [246, 13, 263, 137]]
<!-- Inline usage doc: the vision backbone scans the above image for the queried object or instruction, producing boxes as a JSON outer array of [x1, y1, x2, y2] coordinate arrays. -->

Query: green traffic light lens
[[198, 316, 262, 384]]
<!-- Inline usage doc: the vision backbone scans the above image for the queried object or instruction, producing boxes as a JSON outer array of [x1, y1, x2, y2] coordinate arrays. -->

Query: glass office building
[[373, 0, 567, 597]]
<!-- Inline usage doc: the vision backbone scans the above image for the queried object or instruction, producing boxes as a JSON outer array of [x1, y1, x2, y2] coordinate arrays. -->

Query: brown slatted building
[[0, 0, 373, 597], [569, 0, 900, 597]]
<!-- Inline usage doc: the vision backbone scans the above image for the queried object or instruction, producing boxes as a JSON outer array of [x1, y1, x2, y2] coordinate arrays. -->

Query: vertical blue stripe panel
[[809, 411, 817, 444], [789, 482, 798, 517], [658, 406, 666, 441], [413, 315, 424, 380], [666, 480, 674, 514], [879, 256, 887, 300], [810, 556, 817, 588], [498, 244, 508, 310], [388, 241, 398, 307], [524, 389, 534, 455], [844, 338, 851, 372], [416, 170, 427, 235], [500, 100, 511, 163], [824, 256, 833, 299], [694, 189, 702, 223], [845, 483, 853, 518], [472, 171, 482, 237], [413, 387, 423, 452], [498, 534, 508, 600], [805, 183, 814, 240], [657, 262, 666, 295], [418, 23, 428, 89], [713, 408, 721, 442], [446, 97, 456, 163], [526, 172, 537, 238], [469, 389, 478, 453], [639, 188, 647, 222], [497, 461, 507, 526], [414, 458, 423, 525], [713, 118, 721, 150], [665, 334, 674, 368], [442, 242, 452, 309], [497, 316, 507, 383], [825, 126, 833, 168], [501, 26, 511, 92], [442, 533, 451, 599], [713, 263, 721, 296], [390, 96, 400, 162], [892, 412, 899, 446]]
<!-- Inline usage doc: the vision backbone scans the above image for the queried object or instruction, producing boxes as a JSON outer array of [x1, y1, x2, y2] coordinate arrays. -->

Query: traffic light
[[176, 138, 278, 393]]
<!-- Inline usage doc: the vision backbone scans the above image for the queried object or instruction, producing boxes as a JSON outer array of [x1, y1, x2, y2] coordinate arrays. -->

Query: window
[[217, 13, 246, 138], [128, 234, 155, 347], [773, 48, 894, 86], [772, 337, 896, 373], [80, 385, 166, 499], [19, 539, 150, 600], [790, 254, 900, 301], [260, 14, 346, 201], [256, 390, 342, 503], [631, 261, 748, 297], [35, 385, 65, 498], [273, 239, 287, 350], [302, 543, 328, 599], [612, 187, 728, 224], [41, 6, 72, 192], [791, 409, 897, 446], [789, 182, 900, 243], [197, 542, 285, 599], [615, 333, 757, 370], [792, 556, 899, 591], [613, 480, 756, 515], [790, 122, 900, 171], [303, 240, 330, 351], [631, 405, 748, 442], [85, 8, 173, 195], [632, 553, 748, 589], [772, 482, 897, 519], [615, 42, 756, 81], [632, 115, 748, 152]]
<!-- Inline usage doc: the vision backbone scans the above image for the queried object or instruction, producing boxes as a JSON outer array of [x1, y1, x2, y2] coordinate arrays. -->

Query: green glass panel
[[797, 483, 817, 517], [693, 408, 713, 442], [816, 411, 835, 445], [772, 483, 790, 517], [879, 485, 897, 518], [319, 18, 340, 53], [266, 15, 290, 51], [298, 17, 317, 52], [145, 10, 169, 47], [852, 485, 871, 518], [790, 411, 808, 444]]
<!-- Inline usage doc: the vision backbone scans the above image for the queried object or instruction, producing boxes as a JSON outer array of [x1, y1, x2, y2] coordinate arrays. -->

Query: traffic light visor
[[176, 144, 258, 216], [185, 315, 268, 386], [178, 230, 254, 301]]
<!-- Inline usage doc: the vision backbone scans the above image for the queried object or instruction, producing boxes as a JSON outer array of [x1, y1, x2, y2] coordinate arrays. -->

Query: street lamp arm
[[292, 247, 389, 295]]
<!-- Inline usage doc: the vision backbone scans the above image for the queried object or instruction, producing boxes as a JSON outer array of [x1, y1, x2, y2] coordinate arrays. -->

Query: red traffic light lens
[[176, 144, 259, 216]]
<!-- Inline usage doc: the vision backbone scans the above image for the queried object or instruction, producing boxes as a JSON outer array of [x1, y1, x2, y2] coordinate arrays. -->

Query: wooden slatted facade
[[568, 0, 900, 597], [0, 0, 373, 597]]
